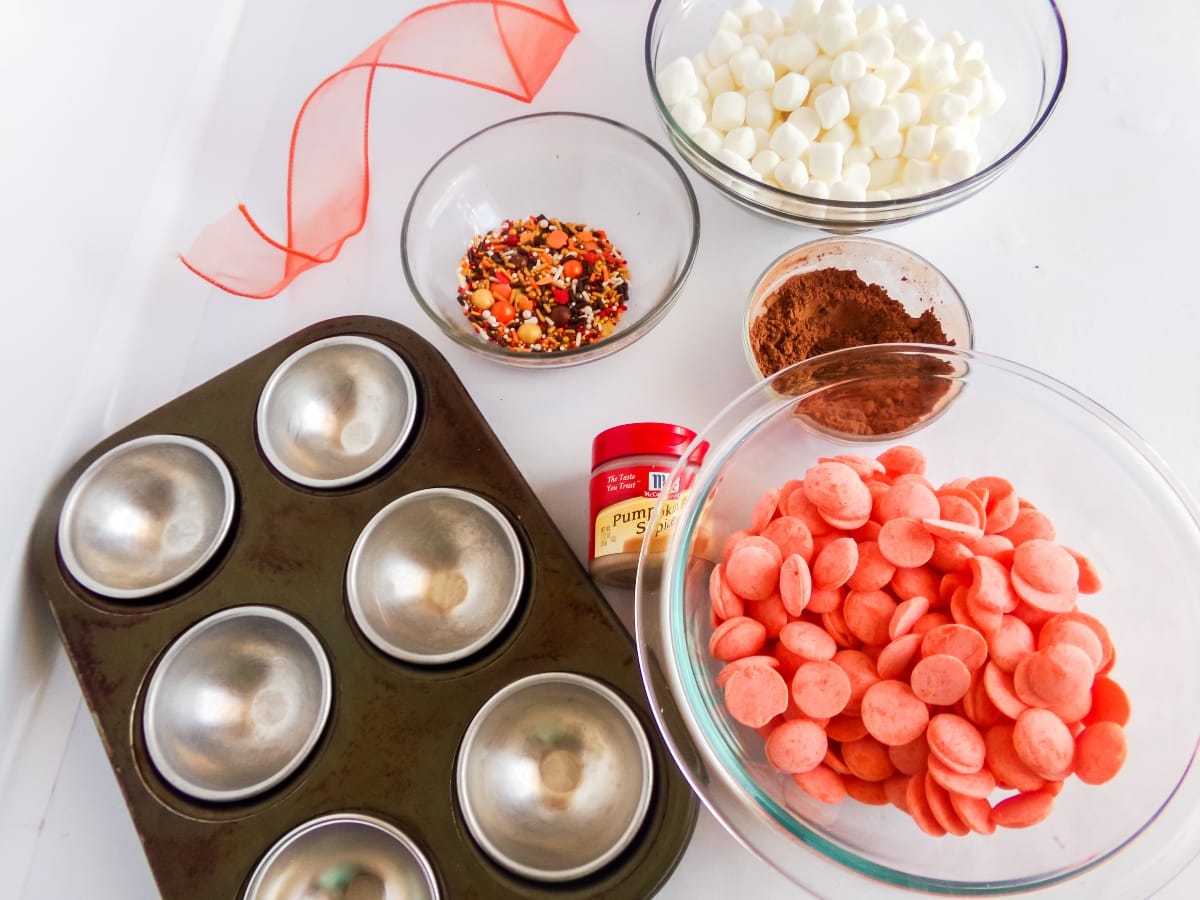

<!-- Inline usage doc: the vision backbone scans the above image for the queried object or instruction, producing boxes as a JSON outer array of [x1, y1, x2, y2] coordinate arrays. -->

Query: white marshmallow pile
[[657, 0, 1006, 202]]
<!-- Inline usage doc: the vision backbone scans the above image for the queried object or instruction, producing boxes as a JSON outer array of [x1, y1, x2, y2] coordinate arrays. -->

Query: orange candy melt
[[707, 445, 1129, 838]]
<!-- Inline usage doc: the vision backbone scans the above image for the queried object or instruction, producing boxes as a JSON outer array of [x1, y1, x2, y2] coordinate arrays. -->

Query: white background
[[2, 0, 1198, 897]]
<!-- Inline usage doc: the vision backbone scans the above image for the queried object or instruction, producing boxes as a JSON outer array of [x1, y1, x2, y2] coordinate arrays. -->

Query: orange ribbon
[[181, 1, 578, 299]]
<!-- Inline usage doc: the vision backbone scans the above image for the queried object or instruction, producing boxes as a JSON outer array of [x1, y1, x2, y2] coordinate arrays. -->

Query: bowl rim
[[635, 343, 1200, 895], [400, 110, 701, 367], [345, 486, 526, 664], [241, 811, 441, 900], [740, 235, 974, 379], [454, 670, 655, 882], [255, 334, 419, 489], [142, 604, 333, 803], [56, 433, 236, 600], [644, 0, 1070, 216]]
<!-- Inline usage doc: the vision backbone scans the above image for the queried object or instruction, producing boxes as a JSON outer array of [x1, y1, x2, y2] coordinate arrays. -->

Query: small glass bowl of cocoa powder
[[743, 237, 973, 380]]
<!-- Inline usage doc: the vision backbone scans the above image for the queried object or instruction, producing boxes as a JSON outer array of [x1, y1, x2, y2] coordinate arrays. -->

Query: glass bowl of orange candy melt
[[635, 344, 1200, 896]]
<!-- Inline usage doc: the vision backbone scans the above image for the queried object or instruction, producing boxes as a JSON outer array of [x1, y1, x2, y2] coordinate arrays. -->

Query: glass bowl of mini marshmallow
[[646, 0, 1067, 231]]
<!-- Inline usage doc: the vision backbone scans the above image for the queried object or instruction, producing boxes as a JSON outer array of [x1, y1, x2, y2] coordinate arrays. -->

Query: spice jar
[[588, 423, 698, 588]]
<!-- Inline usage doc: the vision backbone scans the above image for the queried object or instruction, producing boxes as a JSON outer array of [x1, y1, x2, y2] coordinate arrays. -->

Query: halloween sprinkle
[[456, 215, 631, 352]]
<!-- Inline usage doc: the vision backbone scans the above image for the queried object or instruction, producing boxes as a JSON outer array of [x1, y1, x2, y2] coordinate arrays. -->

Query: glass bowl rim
[[643, 0, 1070, 215], [400, 110, 702, 366]]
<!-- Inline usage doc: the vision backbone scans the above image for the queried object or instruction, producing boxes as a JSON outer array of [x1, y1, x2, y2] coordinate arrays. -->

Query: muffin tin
[[29, 315, 698, 899]]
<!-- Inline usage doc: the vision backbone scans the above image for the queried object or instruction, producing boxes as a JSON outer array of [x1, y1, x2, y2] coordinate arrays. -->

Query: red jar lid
[[592, 422, 698, 469]]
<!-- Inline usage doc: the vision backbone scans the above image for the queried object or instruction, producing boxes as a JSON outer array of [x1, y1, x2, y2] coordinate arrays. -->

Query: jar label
[[589, 464, 687, 561]]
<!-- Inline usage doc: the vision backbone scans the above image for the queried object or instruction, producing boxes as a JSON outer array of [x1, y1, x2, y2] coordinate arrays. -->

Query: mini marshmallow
[[804, 178, 832, 199], [729, 46, 762, 85], [705, 64, 737, 96], [768, 121, 810, 159], [692, 127, 723, 155], [815, 84, 851, 129], [875, 58, 912, 95], [955, 39, 985, 64], [742, 33, 770, 54], [894, 20, 934, 63], [845, 143, 876, 167], [925, 40, 956, 67], [748, 8, 785, 37], [733, 0, 764, 16], [858, 104, 900, 147], [856, 4, 889, 34], [831, 51, 868, 85], [977, 78, 1007, 115], [902, 124, 937, 160], [787, 0, 822, 31], [843, 160, 872, 189], [874, 130, 904, 158], [902, 158, 937, 191], [959, 58, 991, 82], [752, 148, 782, 176], [772, 72, 811, 110], [808, 141, 846, 181], [658, 57, 700, 106], [804, 54, 834, 85], [775, 33, 819, 72], [716, 10, 744, 35], [824, 0, 856, 14], [695, 79, 710, 103], [670, 99, 708, 136], [867, 189, 893, 201], [830, 180, 868, 201], [886, 91, 923, 129], [959, 116, 982, 139], [869, 156, 903, 189], [691, 52, 714, 78], [773, 158, 808, 192], [928, 91, 970, 126], [787, 106, 822, 141], [708, 30, 743, 67], [887, 3, 908, 25], [717, 147, 757, 176], [932, 125, 964, 158], [950, 76, 984, 111], [856, 30, 895, 68], [753, 127, 773, 152], [742, 58, 778, 91], [746, 90, 776, 129], [824, 120, 855, 148], [723, 126, 758, 159], [849, 73, 887, 113], [919, 57, 958, 93], [942, 30, 966, 48], [711, 91, 748, 130], [817, 13, 858, 56], [937, 148, 979, 184]]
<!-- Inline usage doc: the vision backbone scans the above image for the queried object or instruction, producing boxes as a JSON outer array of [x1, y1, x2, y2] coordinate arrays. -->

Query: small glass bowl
[[645, 0, 1068, 232], [744, 236, 973, 379], [636, 345, 1200, 896], [402, 112, 700, 367]]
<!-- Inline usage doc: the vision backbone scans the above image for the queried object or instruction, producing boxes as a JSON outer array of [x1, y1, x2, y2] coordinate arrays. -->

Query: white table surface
[[3, 0, 1199, 897]]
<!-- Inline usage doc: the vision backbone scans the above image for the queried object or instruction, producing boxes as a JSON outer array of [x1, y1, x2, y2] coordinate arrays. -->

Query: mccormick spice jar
[[588, 423, 698, 588]]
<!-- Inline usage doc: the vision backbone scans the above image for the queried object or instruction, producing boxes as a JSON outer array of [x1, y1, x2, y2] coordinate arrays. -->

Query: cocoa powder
[[749, 267, 958, 438], [749, 267, 952, 377]]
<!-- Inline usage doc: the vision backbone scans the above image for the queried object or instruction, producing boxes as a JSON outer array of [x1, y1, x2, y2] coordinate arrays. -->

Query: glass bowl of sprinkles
[[635, 345, 1200, 896], [402, 112, 701, 367]]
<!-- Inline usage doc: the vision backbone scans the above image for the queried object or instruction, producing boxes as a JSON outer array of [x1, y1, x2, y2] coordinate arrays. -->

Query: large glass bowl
[[636, 345, 1200, 895], [645, 0, 1068, 232], [402, 112, 700, 367]]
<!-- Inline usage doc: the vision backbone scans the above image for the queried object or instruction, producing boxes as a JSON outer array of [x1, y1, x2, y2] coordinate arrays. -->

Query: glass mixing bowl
[[402, 112, 700, 367], [636, 345, 1200, 895], [645, 0, 1068, 232]]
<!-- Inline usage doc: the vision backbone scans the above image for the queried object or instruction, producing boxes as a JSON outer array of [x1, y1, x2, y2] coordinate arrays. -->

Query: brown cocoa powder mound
[[750, 267, 952, 377]]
